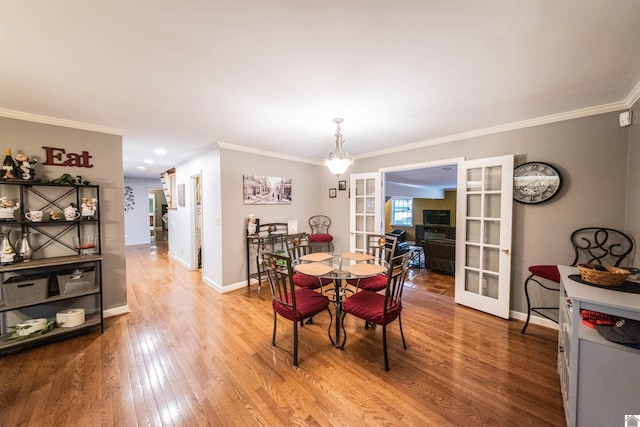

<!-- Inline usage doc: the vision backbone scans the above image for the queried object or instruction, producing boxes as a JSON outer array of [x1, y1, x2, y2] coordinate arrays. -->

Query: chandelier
[[323, 118, 354, 177]]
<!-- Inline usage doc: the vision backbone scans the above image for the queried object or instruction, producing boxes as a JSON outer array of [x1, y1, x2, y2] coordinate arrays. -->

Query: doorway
[[382, 160, 460, 299], [148, 189, 168, 245], [192, 174, 202, 270]]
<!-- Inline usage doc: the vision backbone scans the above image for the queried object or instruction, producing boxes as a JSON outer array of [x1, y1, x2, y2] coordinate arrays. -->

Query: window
[[391, 198, 413, 226]]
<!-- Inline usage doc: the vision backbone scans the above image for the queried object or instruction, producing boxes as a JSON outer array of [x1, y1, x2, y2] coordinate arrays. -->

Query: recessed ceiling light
[[143, 159, 154, 164], [137, 166, 147, 170], [154, 149, 167, 155]]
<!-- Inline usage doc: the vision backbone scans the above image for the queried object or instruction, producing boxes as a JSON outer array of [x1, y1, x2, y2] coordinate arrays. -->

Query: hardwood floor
[[0, 242, 565, 426]]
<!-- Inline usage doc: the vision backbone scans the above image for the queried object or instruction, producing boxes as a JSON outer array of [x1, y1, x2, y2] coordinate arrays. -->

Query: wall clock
[[513, 162, 562, 204]]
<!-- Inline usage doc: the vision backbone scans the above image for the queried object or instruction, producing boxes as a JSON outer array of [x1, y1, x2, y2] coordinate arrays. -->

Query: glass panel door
[[455, 155, 513, 319], [350, 172, 381, 253]]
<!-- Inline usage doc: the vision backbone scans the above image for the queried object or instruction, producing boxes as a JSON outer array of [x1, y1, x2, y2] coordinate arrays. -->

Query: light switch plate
[[619, 110, 632, 127]]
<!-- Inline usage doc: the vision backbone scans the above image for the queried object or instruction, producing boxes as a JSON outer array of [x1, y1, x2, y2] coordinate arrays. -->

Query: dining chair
[[341, 252, 411, 371], [346, 234, 398, 292], [522, 227, 634, 333], [308, 215, 334, 253], [285, 234, 325, 290], [262, 252, 332, 366]]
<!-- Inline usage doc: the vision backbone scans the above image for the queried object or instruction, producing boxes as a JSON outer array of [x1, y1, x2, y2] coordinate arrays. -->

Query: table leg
[[328, 278, 346, 349]]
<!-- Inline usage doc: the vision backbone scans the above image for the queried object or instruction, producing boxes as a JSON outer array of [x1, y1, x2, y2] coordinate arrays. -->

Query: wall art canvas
[[243, 175, 292, 205]]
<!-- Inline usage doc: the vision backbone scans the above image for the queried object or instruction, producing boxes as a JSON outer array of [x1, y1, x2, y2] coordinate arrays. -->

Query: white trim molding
[[0, 108, 126, 135], [217, 141, 319, 166]]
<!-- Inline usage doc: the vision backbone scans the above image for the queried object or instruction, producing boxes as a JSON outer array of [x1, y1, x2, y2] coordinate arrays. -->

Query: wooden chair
[[262, 252, 332, 366], [308, 215, 334, 253], [341, 253, 411, 371], [522, 227, 634, 333]]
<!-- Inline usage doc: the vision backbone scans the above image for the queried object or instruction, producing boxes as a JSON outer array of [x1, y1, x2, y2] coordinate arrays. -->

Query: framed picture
[[338, 180, 347, 191], [243, 175, 292, 205], [329, 188, 337, 198], [178, 184, 185, 207]]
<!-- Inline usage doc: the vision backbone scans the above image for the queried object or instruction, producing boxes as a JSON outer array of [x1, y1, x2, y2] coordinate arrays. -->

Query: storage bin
[[57, 267, 96, 295], [2, 273, 50, 305]]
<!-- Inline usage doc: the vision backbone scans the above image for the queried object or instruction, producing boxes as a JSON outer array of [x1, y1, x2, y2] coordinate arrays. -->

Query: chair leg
[[398, 314, 407, 350], [382, 324, 389, 371], [272, 312, 277, 346], [521, 274, 534, 334], [521, 274, 560, 334], [293, 320, 298, 366]]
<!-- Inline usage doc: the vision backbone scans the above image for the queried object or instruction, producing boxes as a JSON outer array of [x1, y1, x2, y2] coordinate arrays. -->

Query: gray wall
[[170, 108, 636, 321], [625, 99, 640, 242], [0, 116, 127, 311], [332, 110, 631, 315]]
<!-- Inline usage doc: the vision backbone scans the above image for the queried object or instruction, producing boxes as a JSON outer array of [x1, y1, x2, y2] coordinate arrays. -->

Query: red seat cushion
[[342, 290, 400, 326], [309, 233, 333, 243], [528, 265, 560, 283], [273, 288, 330, 322], [293, 273, 333, 289], [346, 274, 388, 292]]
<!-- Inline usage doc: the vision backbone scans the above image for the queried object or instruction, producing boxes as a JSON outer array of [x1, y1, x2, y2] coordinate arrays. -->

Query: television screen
[[423, 210, 450, 225]]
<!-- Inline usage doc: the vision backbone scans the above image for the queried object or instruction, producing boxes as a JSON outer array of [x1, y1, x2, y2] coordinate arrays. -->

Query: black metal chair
[[522, 227, 634, 333], [341, 253, 411, 371], [346, 234, 397, 292], [308, 215, 334, 252], [262, 252, 332, 366]]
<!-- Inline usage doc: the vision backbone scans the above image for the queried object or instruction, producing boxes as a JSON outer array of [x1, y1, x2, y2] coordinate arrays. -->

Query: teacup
[[64, 210, 81, 221], [25, 210, 43, 222]]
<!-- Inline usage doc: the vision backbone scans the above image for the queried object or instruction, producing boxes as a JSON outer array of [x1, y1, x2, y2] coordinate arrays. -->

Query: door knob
[[501, 248, 509, 254]]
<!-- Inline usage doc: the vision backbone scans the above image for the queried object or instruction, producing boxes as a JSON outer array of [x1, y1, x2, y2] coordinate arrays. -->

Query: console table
[[245, 222, 303, 293], [558, 266, 640, 427]]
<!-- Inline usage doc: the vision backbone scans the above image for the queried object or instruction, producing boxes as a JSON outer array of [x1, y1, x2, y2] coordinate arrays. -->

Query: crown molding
[[625, 79, 640, 107], [0, 108, 125, 135], [216, 141, 319, 166], [358, 100, 630, 160]]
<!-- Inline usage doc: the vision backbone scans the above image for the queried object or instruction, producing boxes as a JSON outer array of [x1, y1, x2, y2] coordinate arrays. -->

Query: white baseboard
[[104, 305, 131, 318], [510, 309, 559, 330]]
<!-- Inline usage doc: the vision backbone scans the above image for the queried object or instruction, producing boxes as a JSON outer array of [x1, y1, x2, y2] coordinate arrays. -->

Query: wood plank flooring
[[0, 239, 565, 426]]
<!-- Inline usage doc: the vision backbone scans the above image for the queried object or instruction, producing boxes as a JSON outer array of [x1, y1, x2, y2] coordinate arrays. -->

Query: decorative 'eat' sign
[[42, 146, 94, 168]]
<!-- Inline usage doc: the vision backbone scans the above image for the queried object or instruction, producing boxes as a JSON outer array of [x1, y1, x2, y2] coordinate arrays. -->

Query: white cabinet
[[558, 266, 640, 427]]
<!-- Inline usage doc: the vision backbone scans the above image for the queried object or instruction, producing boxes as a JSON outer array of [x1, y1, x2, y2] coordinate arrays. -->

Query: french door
[[455, 155, 514, 319], [349, 172, 382, 253]]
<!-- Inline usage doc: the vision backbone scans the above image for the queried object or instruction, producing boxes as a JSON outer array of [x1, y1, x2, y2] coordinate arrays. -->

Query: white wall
[[124, 176, 163, 246]]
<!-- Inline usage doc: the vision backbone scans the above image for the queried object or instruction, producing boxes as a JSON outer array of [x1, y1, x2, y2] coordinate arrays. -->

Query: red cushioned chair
[[341, 253, 410, 371], [285, 234, 333, 290], [347, 234, 397, 292], [308, 215, 334, 253], [522, 227, 634, 334], [262, 252, 332, 366]]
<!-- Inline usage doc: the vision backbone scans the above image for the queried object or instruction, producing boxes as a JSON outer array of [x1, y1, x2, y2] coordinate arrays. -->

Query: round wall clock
[[513, 161, 562, 204]]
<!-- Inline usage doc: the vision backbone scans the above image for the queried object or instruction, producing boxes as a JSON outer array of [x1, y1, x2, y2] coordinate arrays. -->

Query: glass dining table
[[293, 251, 388, 348]]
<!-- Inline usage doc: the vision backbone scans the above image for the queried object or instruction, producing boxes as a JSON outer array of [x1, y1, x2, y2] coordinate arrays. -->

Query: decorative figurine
[[49, 211, 60, 221], [14, 153, 37, 180], [0, 197, 19, 221], [247, 214, 257, 235], [81, 197, 97, 219]]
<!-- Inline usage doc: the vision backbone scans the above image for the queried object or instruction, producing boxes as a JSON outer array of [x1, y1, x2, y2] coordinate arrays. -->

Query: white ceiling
[[1, 1, 640, 179]]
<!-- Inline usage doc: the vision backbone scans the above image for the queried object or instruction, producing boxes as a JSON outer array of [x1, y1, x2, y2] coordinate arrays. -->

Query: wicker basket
[[578, 263, 630, 286], [2, 274, 50, 306]]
